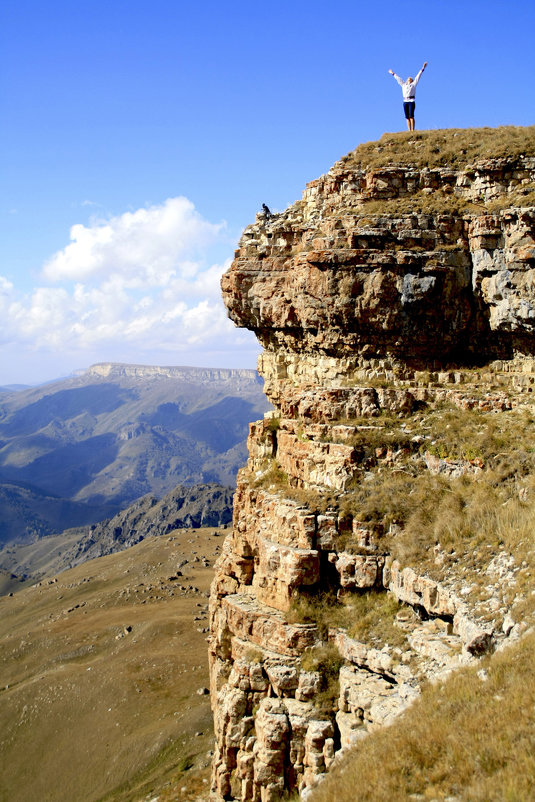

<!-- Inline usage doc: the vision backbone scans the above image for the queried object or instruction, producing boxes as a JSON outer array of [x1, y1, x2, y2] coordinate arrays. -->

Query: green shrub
[[288, 591, 342, 639], [347, 591, 414, 649], [176, 755, 194, 773], [245, 647, 264, 664]]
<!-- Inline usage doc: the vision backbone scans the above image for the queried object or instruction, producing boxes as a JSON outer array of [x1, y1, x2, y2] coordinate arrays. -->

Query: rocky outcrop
[[209, 129, 535, 800]]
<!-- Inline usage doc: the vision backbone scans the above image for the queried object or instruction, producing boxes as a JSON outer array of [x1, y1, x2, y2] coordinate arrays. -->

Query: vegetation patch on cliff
[[310, 629, 535, 802], [358, 188, 535, 215], [290, 590, 414, 651], [337, 126, 535, 171], [301, 642, 344, 710], [346, 590, 415, 649]]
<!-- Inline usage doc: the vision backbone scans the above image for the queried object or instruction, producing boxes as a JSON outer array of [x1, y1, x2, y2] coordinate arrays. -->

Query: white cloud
[[43, 196, 223, 285], [0, 276, 13, 297], [0, 197, 260, 383]]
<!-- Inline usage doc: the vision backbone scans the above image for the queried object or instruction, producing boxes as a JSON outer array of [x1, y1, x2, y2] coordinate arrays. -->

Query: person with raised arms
[[389, 62, 428, 131]]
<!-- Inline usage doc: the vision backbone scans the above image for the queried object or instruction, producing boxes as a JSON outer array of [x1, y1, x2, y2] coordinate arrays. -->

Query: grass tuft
[[301, 642, 344, 711], [346, 591, 414, 649]]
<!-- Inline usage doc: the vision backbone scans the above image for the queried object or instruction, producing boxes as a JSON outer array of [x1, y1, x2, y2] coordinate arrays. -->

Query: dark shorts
[[404, 101, 415, 119]]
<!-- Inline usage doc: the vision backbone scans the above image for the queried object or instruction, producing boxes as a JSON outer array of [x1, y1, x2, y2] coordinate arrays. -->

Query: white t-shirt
[[393, 67, 425, 100]]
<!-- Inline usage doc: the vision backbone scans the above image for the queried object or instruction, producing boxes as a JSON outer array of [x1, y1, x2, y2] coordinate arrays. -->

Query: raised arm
[[413, 62, 428, 86], [388, 69, 404, 87]]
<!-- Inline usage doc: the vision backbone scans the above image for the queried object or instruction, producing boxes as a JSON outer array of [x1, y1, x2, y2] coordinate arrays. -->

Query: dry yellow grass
[[310, 630, 535, 802], [336, 126, 535, 171], [329, 126, 535, 215], [0, 527, 226, 802]]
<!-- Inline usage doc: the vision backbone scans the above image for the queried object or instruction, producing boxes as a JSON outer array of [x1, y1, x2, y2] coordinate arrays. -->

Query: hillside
[[209, 126, 535, 801], [0, 480, 117, 547], [0, 482, 233, 590], [310, 628, 535, 801], [0, 528, 224, 802], [0, 363, 270, 544]]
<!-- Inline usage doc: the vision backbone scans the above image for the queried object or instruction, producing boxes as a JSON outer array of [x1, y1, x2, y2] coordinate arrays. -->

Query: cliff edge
[[209, 127, 535, 801]]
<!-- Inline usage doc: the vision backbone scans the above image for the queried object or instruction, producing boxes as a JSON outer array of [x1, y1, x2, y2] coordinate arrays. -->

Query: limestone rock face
[[222, 157, 535, 370], [209, 132, 535, 801]]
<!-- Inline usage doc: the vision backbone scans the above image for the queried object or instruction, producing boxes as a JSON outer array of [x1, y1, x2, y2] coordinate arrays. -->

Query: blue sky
[[1, 0, 534, 385]]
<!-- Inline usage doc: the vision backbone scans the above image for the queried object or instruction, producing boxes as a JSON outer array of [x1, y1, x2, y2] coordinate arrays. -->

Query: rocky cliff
[[209, 127, 535, 801]]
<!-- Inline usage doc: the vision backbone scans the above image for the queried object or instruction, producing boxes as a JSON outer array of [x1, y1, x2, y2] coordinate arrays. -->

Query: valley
[[0, 482, 234, 591], [0, 363, 269, 545], [0, 527, 224, 802]]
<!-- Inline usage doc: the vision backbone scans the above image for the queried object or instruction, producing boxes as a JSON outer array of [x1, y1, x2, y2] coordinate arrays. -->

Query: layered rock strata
[[209, 131, 535, 801]]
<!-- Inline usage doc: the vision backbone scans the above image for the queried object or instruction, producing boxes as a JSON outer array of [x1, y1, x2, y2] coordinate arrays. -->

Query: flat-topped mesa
[[221, 128, 535, 400], [210, 129, 535, 802], [84, 362, 261, 384]]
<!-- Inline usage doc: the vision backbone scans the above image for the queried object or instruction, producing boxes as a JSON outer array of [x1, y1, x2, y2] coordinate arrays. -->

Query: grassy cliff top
[[336, 125, 535, 171]]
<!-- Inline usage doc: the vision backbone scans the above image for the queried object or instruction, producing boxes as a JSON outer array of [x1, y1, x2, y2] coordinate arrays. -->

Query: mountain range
[[0, 362, 270, 545], [0, 481, 233, 592]]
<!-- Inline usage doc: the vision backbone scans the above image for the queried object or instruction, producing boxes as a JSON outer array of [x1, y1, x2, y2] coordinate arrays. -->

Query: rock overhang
[[222, 132, 535, 368]]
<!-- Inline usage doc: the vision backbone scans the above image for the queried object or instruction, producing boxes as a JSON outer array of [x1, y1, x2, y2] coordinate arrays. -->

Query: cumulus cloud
[[43, 196, 223, 285], [0, 275, 13, 296], [1, 197, 259, 382]]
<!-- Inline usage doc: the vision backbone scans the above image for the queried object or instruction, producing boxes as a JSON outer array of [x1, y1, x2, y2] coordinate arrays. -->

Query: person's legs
[[403, 102, 415, 131], [403, 102, 410, 130]]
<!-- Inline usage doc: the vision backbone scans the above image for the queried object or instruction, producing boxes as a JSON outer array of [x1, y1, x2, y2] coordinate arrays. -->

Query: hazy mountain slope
[[0, 529, 95, 591], [0, 384, 30, 394], [0, 529, 222, 802], [0, 480, 117, 546], [0, 363, 270, 542], [55, 483, 233, 571], [0, 568, 26, 595], [0, 482, 233, 588]]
